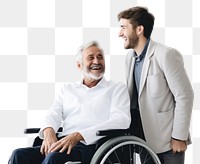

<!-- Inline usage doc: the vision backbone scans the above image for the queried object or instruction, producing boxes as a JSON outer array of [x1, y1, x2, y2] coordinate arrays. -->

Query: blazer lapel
[[139, 40, 155, 97], [126, 50, 135, 98]]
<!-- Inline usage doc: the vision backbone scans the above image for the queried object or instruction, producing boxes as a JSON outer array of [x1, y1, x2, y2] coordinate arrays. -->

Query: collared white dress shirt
[[39, 77, 131, 145]]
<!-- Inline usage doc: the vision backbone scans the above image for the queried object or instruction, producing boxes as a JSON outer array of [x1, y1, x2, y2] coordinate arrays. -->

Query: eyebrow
[[86, 53, 103, 58], [87, 54, 94, 57]]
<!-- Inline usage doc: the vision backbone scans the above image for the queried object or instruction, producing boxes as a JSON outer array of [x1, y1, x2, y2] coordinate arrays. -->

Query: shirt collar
[[77, 77, 107, 88], [96, 77, 107, 88], [133, 38, 150, 62]]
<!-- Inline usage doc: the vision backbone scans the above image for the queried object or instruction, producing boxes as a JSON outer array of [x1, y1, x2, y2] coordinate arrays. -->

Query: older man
[[9, 41, 131, 164]]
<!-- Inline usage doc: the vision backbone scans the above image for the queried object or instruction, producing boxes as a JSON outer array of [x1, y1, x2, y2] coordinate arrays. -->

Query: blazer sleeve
[[158, 48, 194, 140]]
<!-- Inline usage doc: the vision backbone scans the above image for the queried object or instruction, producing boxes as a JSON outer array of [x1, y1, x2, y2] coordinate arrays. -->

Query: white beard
[[82, 70, 104, 80]]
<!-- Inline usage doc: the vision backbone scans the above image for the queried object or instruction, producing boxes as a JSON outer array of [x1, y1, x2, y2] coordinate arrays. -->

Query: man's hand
[[48, 132, 84, 155], [40, 127, 58, 155], [170, 138, 187, 153]]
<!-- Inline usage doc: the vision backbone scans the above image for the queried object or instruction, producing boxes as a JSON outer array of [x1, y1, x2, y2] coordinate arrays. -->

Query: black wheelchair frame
[[24, 128, 161, 164]]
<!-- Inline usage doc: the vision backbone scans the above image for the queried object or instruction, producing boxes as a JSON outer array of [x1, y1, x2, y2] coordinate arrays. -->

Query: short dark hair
[[118, 6, 155, 38]]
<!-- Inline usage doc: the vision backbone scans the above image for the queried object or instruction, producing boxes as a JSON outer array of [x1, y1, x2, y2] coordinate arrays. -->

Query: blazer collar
[[146, 39, 156, 59]]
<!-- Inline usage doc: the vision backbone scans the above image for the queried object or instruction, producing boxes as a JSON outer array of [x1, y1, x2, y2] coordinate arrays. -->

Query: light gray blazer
[[126, 39, 194, 153]]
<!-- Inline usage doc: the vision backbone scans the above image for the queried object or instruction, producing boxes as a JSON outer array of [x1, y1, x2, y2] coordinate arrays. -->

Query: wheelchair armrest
[[96, 129, 130, 137], [24, 128, 40, 134], [24, 127, 63, 134]]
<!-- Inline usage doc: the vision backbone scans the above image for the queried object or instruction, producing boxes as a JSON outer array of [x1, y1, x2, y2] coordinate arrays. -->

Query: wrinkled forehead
[[83, 46, 103, 57]]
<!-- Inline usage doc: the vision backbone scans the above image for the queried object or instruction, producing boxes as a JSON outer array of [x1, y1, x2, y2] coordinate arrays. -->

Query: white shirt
[[39, 77, 131, 145]]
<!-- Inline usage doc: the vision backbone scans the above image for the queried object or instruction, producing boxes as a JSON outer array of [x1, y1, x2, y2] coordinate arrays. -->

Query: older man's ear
[[77, 61, 82, 70]]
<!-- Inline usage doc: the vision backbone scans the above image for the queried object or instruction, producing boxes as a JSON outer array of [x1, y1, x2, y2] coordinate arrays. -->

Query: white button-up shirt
[[39, 77, 131, 145]]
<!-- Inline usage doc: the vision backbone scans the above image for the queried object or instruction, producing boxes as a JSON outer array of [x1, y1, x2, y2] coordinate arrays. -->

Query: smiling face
[[78, 45, 105, 81], [118, 18, 139, 49]]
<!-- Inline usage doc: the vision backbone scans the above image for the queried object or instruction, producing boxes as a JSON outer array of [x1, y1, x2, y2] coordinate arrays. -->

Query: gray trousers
[[158, 150, 185, 164]]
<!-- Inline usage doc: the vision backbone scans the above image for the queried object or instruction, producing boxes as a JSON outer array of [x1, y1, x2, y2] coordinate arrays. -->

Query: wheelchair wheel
[[90, 136, 161, 164]]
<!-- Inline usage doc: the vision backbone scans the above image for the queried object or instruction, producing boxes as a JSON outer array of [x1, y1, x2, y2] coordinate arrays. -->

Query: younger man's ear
[[137, 25, 144, 35]]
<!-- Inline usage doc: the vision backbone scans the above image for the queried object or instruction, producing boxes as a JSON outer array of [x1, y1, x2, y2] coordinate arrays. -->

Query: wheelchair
[[24, 128, 161, 164]]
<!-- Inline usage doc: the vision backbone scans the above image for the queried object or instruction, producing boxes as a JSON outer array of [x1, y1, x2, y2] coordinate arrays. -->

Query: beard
[[124, 31, 139, 49], [82, 64, 105, 80]]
